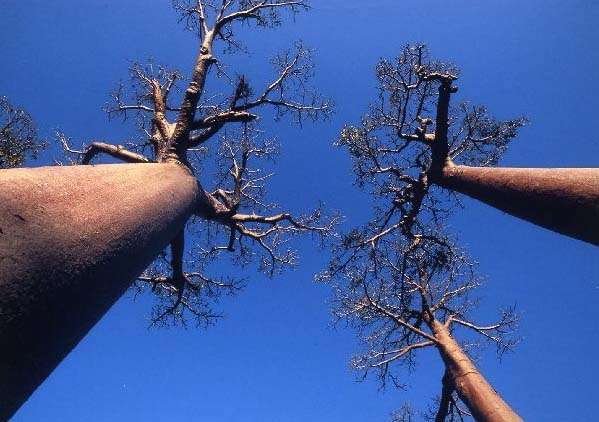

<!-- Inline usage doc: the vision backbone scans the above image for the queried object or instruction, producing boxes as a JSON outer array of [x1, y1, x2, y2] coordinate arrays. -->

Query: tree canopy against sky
[[57, 0, 336, 329], [0, 96, 45, 168], [324, 44, 524, 421], [2, 1, 598, 421]]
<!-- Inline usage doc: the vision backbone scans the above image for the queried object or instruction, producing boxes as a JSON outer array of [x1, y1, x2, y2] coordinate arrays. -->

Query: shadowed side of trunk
[[0, 163, 199, 420], [429, 320, 522, 422], [436, 166, 599, 246]]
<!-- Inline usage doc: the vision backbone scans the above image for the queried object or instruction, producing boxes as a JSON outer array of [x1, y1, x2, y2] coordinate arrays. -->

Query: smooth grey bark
[[0, 163, 199, 420], [435, 166, 599, 246]]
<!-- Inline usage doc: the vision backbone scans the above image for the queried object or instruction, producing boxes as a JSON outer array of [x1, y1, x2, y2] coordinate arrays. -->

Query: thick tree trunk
[[435, 166, 599, 246], [429, 320, 522, 422], [0, 163, 199, 420]]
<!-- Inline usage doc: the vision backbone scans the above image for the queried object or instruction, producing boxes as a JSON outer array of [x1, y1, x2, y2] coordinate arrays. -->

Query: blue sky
[[2, 1, 599, 421]]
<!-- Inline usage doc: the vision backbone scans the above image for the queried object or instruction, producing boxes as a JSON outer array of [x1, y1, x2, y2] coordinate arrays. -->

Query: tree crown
[[0, 97, 46, 169], [59, 0, 337, 327], [322, 44, 524, 420]]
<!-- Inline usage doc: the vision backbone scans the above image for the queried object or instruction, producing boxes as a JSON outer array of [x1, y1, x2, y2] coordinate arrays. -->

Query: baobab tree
[[0, 96, 45, 168], [370, 45, 599, 246], [321, 45, 524, 421], [60, 47, 332, 326], [0, 1, 335, 419]]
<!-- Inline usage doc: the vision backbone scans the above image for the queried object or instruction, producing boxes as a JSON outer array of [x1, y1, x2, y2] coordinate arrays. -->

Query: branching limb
[[448, 308, 519, 354], [188, 124, 339, 275], [186, 76, 257, 148], [190, 110, 258, 135], [168, 28, 218, 156], [106, 62, 184, 120], [81, 142, 152, 165], [429, 75, 458, 176], [434, 370, 454, 422], [216, 1, 309, 32], [363, 288, 438, 344], [328, 45, 525, 418], [58, 133, 152, 164], [188, 123, 225, 147], [144, 231, 188, 325], [368, 340, 435, 368], [197, 195, 337, 274], [95, 1, 335, 328], [136, 228, 245, 327], [235, 44, 332, 122]]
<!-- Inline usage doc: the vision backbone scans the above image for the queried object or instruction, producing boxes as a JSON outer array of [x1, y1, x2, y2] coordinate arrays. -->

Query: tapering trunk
[[0, 163, 199, 420], [429, 320, 522, 422], [435, 166, 599, 246], [170, 31, 216, 156]]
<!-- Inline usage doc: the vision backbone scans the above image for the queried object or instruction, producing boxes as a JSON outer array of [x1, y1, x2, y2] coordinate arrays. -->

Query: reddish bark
[[428, 320, 523, 422], [0, 163, 199, 420], [435, 166, 599, 246]]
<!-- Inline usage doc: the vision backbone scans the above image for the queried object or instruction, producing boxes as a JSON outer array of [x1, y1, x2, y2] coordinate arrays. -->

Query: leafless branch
[[237, 43, 332, 123], [58, 132, 152, 164], [57, 0, 334, 328], [324, 44, 523, 417]]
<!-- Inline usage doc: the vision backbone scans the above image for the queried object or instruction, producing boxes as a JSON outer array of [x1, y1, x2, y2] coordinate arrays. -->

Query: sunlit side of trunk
[[0, 163, 198, 420], [429, 320, 522, 422], [436, 166, 599, 245]]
